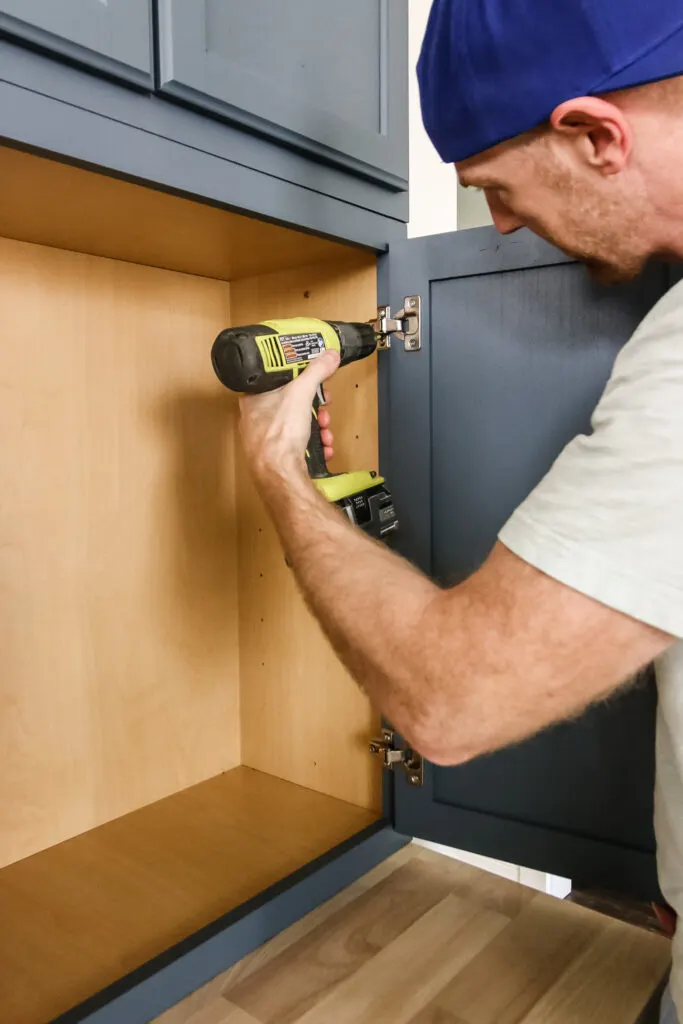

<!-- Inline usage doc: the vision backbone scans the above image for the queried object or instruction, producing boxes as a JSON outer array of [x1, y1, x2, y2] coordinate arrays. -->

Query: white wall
[[408, 0, 492, 238], [407, 0, 458, 238], [456, 182, 494, 230], [409, 0, 493, 235], [407, 0, 570, 900]]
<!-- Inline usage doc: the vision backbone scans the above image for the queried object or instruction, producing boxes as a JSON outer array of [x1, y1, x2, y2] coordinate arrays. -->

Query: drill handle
[[307, 387, 331, 480]]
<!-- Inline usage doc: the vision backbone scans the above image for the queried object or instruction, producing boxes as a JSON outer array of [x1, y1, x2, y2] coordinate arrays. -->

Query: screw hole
[[304, 290, 311, 299], [355, 383, 359, 389]]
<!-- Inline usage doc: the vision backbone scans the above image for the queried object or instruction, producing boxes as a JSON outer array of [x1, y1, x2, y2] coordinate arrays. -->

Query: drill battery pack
[[314, 471, 399, 544]]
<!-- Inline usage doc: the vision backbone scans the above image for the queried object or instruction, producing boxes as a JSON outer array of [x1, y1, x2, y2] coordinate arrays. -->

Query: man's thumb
[[297, 350, 340, 393]]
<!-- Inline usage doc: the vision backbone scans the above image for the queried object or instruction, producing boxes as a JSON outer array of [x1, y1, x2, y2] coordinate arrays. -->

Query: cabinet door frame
[[156, 0, 409, 188], [0, 0, 154, 87]]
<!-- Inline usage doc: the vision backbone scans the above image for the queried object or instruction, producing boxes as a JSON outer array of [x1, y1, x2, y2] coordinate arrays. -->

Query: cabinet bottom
[[0, 767, 398, 1024]]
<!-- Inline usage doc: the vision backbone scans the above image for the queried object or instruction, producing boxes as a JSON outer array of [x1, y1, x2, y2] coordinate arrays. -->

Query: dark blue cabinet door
[[0, 0, 153, 86], [379, 227, 670, 900], [156, 0, 408, 189]]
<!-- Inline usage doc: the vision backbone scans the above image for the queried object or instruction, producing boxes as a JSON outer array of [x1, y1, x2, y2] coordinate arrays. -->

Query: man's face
[[457, 135, 650, 284]]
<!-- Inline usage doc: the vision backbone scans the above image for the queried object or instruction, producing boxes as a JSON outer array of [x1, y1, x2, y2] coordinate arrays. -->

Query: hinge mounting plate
[[369, 728, 424, 786], [374, 295, 422, 352]]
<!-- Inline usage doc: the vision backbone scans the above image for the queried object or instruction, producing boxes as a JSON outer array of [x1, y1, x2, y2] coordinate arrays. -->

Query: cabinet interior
[[0, 145, 381, 1023]]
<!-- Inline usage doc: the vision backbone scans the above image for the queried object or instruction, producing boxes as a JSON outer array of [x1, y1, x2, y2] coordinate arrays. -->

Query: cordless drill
[[211, 317, 398, 542]]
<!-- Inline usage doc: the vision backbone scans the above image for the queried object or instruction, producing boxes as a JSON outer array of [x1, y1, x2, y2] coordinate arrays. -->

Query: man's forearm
[[258, 466, 448, 755], [238, 358, 675, 768], [254, 463, 669, 769]]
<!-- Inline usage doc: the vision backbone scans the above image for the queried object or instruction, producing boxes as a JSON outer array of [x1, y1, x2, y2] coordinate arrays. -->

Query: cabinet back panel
[[231, 256, 382, 812], [0, 237, 240, 867]]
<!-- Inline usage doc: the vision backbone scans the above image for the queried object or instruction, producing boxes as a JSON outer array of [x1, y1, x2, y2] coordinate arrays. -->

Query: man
[[238, 2, 683, 1020]]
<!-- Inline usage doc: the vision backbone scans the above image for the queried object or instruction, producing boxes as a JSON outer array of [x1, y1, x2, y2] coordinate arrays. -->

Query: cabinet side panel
[[231, 255, 382, 812], [0, 238, 241, 867]]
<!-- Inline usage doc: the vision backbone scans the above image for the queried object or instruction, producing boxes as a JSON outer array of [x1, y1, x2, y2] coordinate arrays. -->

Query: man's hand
[[239, 350, 340, 495]]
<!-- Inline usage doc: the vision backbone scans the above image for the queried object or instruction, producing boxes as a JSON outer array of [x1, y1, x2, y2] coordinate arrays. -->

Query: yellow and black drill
[[211, 317, 398, 542]]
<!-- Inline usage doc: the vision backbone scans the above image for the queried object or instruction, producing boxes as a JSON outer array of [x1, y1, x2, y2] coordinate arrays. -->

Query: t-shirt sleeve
[[498, 280, 683, 639]]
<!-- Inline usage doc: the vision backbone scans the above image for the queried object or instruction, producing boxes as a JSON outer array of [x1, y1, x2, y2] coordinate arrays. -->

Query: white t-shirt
[[498, 277, 683, 1014]]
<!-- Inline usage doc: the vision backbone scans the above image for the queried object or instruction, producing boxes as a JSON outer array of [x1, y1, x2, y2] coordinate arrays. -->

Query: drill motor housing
[[211, 318, 376, 394]]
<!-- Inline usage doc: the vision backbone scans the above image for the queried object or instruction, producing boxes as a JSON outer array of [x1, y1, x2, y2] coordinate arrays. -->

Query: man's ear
[[550, 96, 632, 174]]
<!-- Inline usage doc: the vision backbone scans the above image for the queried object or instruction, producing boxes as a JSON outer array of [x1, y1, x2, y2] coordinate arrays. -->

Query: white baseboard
[[413, 839, 571, 898]]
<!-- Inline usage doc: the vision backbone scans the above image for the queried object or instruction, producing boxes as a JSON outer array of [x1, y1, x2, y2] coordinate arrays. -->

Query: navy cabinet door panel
[[0, 0, 153, 86], [379, 228, 669, 899], [157, 0, 408, 187]]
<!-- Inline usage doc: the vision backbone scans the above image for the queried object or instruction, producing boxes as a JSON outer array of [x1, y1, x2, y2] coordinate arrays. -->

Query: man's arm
[[239, 353, 673, 766]]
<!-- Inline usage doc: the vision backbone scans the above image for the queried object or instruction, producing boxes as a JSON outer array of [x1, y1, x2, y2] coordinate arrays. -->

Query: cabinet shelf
[[0, 766, 378, 1024]]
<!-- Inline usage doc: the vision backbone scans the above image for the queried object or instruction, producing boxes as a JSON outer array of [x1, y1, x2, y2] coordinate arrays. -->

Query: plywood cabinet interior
[[0, 146, 381, 1023]]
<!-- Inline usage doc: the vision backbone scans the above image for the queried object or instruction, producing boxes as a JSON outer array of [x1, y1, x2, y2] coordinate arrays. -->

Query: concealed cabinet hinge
[[369, 728, 424, 786], [373, 295, 422, 352]]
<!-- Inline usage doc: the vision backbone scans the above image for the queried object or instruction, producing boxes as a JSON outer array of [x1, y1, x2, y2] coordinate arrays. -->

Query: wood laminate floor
[[155, 845, 671, 1024]]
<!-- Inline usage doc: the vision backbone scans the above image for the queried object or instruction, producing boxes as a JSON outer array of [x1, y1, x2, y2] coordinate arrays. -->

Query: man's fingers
[[317, 407, 332, 429], [320, 427, 334, 447]]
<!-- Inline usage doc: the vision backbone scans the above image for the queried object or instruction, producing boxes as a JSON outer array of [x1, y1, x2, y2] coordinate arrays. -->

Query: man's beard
[[528, 222, 645, 284], [523, 200, 648, 286], [583, 257, 644, 285], [547, 234, 647, 285]]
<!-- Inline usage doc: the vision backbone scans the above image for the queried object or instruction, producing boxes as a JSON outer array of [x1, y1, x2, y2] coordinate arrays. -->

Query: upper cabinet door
[[379, 227, 671, 902], [0, 0, 153, 86], [156, 0, 409, 189]]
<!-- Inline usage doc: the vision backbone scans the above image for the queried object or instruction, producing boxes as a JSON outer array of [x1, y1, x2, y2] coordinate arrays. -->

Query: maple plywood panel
[[0, 237, 240, 867], [230, 255, 382, 811]]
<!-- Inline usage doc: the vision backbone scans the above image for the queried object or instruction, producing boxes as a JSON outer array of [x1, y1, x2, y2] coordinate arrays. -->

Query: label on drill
[[277, 332, 326, 364]]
